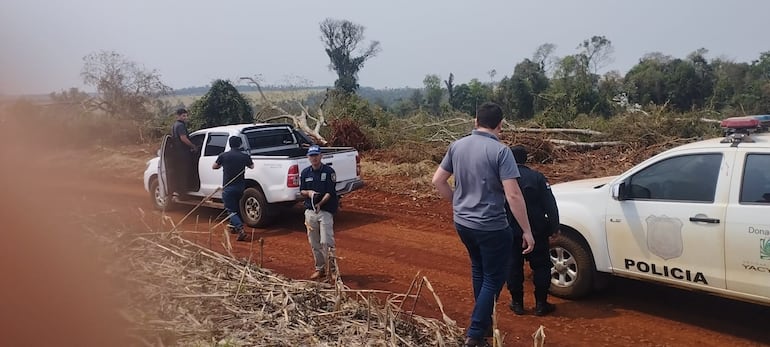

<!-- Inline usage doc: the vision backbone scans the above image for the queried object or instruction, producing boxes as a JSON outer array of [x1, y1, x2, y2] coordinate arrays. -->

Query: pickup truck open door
[[157, 135, 171, 204]]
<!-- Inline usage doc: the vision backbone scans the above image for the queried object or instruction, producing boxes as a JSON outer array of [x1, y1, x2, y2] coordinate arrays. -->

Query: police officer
[[505, 145, 560, 316], [299, 145, 339, 280]]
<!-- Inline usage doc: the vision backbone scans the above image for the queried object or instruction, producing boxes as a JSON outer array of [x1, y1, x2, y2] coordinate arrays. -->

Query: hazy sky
[[2, 0, 768, 95]]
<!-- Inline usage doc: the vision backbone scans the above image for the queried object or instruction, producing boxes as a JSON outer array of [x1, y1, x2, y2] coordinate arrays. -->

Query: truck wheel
[[548, 233, 595, 299], [240, 187, 273, 228], [149, 177, 173, 210]]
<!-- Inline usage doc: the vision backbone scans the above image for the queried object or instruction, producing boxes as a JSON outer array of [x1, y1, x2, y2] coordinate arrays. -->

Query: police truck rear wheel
[[548, 233, 595, 299], [240, 187, 272, 228]]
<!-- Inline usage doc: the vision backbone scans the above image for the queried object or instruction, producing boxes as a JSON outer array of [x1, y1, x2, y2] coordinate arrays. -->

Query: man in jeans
[[432, 102, 535, 347], [212, 136, 254, 241]]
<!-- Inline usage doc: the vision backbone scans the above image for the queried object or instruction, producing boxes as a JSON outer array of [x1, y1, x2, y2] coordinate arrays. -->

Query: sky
[[1, 0, 769, 95]]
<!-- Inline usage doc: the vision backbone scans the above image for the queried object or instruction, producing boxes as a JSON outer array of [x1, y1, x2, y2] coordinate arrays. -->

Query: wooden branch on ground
[[403, 117, 472, 130], [501, 120, 604, 135], [510, 127, 605, 136], [548, 139, 623, 149]]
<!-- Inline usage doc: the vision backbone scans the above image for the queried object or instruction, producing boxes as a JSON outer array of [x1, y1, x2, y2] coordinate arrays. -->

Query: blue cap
[[307, 145, 321, 156]]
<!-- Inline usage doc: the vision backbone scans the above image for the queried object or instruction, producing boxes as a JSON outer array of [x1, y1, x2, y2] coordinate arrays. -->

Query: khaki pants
[[304, 209, 335, 272]]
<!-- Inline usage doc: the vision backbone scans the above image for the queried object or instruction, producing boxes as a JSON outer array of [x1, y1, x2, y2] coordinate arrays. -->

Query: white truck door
[[158, 135, 171, 198], [198, 133, 228, 197], [724, 150, 770, 301], [605, 150, 733, 290]]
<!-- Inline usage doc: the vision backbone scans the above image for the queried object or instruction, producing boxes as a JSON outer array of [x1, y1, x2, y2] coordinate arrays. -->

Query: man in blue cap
[[299, 145, 339, 280]]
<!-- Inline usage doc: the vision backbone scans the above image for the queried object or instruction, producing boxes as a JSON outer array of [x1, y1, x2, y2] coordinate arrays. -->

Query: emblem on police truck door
[[646, 215, 683, 260], [761, 239, 770, 260]]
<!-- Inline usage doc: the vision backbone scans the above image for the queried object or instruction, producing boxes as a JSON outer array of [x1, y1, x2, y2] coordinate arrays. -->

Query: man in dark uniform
[[505, 145, 560, 316], [212, 136, 254, 242], [168, 108, 197, 196], [299, 145, 339, 280]]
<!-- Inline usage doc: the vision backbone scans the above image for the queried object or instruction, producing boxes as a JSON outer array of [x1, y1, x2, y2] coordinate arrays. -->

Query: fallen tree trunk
[[511, 127, 604, 136], [548, 139, 623, 149]]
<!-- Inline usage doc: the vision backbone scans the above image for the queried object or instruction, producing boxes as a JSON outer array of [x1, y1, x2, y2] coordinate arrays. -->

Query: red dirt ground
[[0, 124, 767, 346]]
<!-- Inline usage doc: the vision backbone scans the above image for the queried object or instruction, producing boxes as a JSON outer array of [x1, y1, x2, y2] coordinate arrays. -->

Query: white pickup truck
[[548, 115, 770, 306], [143, 123, 363, 227]]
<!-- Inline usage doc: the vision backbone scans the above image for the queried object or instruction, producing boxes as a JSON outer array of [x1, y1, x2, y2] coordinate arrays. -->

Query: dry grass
[[97, 217, 465, 346], [359, 160, 443, 200]]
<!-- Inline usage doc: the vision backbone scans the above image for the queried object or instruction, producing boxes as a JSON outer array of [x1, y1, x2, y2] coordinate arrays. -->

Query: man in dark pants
[[505, 145, 560, 316], [433, 102, 535, 347], [212, 136, 254, 242], [168, 108, 197, 196]]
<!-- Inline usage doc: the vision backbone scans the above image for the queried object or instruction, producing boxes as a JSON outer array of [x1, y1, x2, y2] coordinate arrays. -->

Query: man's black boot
[[509, 301, 525, 315], [534, 302, 555, 316]]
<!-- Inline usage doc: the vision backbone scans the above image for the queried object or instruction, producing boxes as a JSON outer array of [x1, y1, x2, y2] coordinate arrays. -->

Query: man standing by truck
[[299, 145, 339, 280], [212, 136, 254, 242], [168, 108, 197, 197], [505, 145, 560, 316], [432, 102, 535, 347]]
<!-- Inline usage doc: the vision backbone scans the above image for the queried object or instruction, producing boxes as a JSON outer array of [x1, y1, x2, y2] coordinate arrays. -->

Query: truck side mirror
[[612, 182, 627, 201]]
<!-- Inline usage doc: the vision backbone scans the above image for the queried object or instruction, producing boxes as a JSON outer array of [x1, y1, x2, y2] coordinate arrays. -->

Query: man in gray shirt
[[432, 102, 534, 347]]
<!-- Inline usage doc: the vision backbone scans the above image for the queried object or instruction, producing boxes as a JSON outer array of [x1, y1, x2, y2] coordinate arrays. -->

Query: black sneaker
[[463, 337, 491, 347], [227, 224, 238, 234], [534, 302, 555, 316], [236, 230, 248, 242], [509, 301, 525, 315]]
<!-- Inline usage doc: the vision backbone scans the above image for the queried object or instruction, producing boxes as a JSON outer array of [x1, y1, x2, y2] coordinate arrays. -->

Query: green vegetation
[[188, 79, 253, 130], [5, 28, 768, 151]]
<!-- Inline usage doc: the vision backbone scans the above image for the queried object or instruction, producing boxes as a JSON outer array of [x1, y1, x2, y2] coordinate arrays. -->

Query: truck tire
[[240, 187, 273, 228], [148, 176, 174, 210], [548, 232, 596, 299]]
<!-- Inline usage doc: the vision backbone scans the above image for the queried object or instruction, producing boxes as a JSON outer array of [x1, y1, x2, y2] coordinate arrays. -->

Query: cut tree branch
[[240, 76, 328, 145]]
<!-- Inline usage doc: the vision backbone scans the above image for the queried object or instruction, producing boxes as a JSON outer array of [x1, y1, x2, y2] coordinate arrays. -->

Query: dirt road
[[51, 169, 769, 347], [1, 127, 766, 346]]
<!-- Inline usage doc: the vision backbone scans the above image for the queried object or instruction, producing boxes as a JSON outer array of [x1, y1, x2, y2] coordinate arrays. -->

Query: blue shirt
[[215, 150, 254, 187], [439, 130, 520, 230], [300, 164, 338, 214]]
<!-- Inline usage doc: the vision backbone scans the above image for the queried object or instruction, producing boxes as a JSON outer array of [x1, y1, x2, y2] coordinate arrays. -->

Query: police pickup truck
[[143, 123, 363, 227], [548, 115, 770, 306]]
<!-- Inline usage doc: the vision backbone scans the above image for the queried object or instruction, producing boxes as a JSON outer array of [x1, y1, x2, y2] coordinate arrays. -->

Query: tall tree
[[577, 35, 614, 74], [625, 53, 671, 106], [452, 79, 492, 115], [512, 59, 549, 118], [81, 50, 171, 119], [189, 79, 253, 129], [320, 18, 381, 94], [423, 74, 443, 115], [533, 43, 556, 67], [444, 73, 455, 107]]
